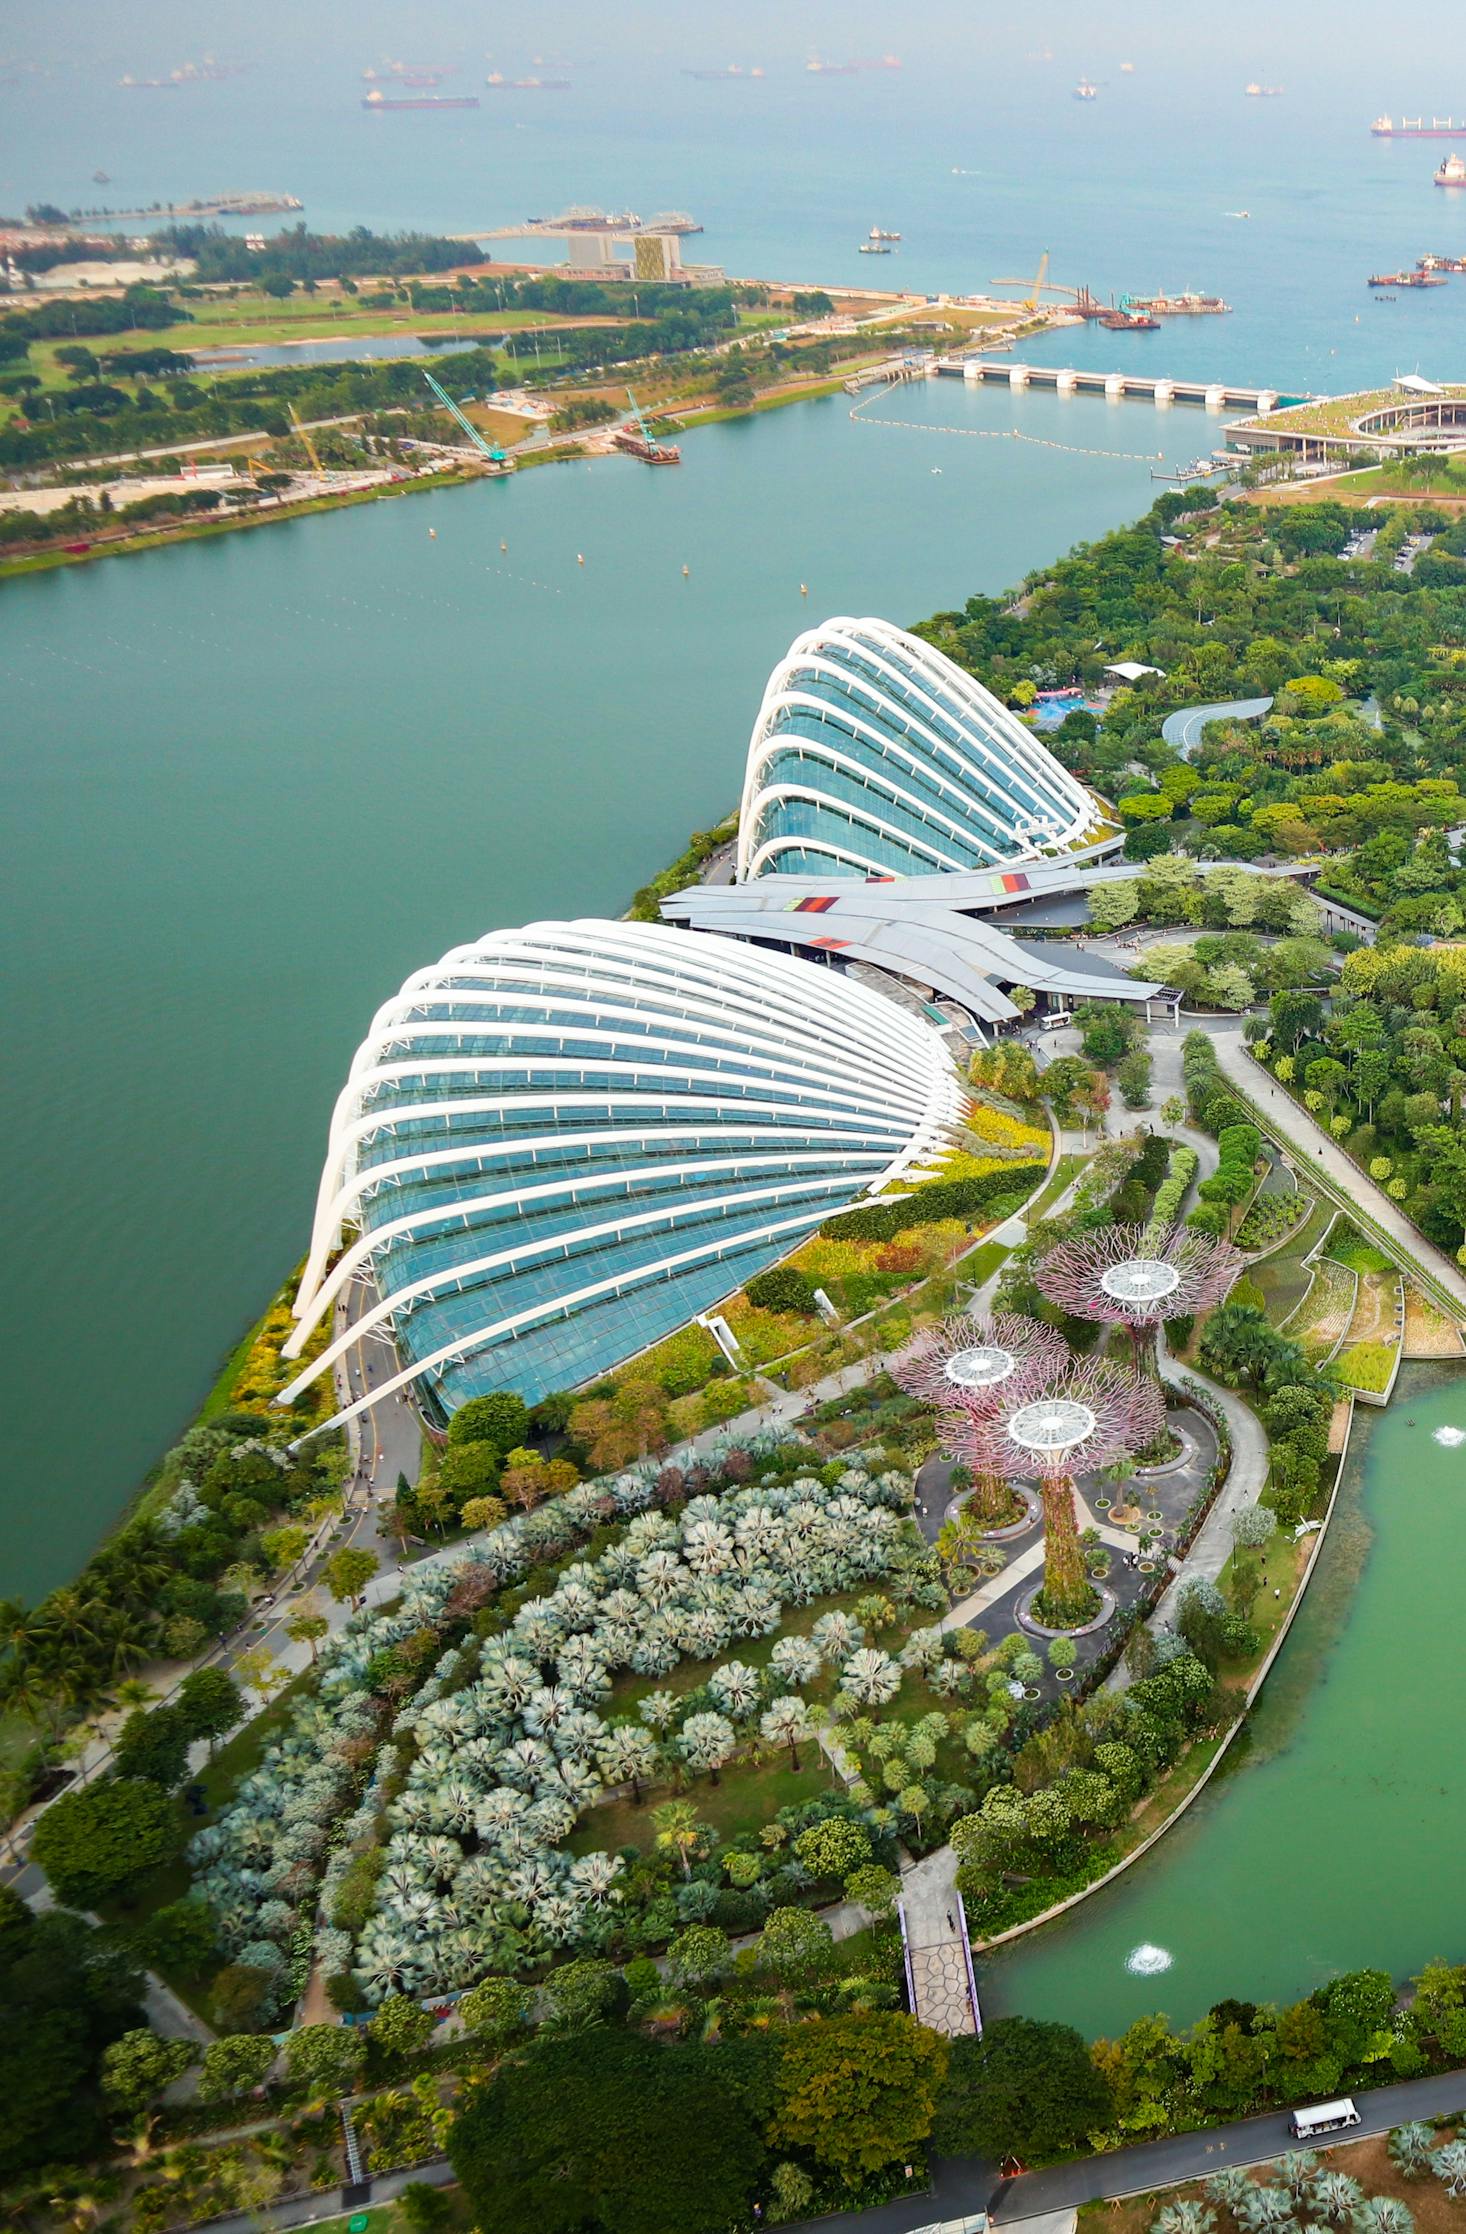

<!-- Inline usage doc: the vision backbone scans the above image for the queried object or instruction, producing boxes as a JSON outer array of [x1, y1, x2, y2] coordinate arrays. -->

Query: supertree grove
[[1035, 1222, 1243, 1378], [957, 1357, 1167, 1628], [893, 1312, 1067, 1527]]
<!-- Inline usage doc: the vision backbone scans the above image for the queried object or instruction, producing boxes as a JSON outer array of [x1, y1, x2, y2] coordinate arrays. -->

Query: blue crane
[[419, 367, 509, 466]]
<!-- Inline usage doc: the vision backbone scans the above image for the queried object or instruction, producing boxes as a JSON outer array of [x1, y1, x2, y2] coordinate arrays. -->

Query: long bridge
[[933, 356, 1292, 413]]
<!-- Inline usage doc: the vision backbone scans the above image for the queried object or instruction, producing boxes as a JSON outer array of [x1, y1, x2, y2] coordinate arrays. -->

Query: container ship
[[1372, 115, 1466, 137], [1435, 154, 1466, 187], [1123, 290, 1231, 315], [362, 88, 479, 109]]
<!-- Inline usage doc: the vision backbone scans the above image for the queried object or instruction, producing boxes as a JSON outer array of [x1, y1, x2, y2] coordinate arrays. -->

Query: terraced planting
[[1284, 1255, 1357, 1360]]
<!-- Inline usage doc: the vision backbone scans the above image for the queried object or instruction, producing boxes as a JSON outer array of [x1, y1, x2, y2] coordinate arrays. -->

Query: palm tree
[[840, 1647, 901, 1708], [1276, 2154, 1318, 2203], [1388, 2125, 1434, 2179], [596, 1723, 659, 1803], [1430, 2143, 1466, 2198], [759, 1693, 812, 1771], [677, 1711, 737, 1786], [1234, 2187, 1295, 2234], [1355, 2201, 1414, 2234], [1206, 2171, 1257, 2214], [650, 1798, 703, 1880], [1154, 2204, 1216, 2234], [1310, 2175, 1364, 2225]]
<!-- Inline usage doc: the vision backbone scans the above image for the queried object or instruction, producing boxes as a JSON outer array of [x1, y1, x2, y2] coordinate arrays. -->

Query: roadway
[[1160, 697, 1274, 757], [811, 2066, 1466, 2234]]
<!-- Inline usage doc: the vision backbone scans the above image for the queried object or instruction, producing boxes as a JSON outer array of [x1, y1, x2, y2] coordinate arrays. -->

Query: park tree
[[284, 2022, 367, 2101], [197, 2032, 278, 2102], [449, 2028, 766, 2234], [100, 2027, 196, 2114], [447, 1392, 529, 1455], [458, 1976, 533, 2049], [794, 1816, 872, 1881], [758, 1903, 835, 1985], [667, 1924, 732, 1989], [324, 1546, 378, 1611], [368, 1993, 435, 2061], [31, 1776, 178, 1907], [175, 1666, 244, 1752], [113, 1702, 194, 1789], [0, 1889, 145, 2177], [772, 2010, 949, 2182]]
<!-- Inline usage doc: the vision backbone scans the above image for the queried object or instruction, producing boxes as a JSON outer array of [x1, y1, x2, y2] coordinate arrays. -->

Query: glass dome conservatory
[[280, 920, 962, 1432], [737, 616, 1103, 880]]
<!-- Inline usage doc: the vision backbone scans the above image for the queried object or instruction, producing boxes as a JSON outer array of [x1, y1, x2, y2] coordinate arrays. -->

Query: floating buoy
[[500, 539, 507, 552], [577, 551, 585, 566], [428, 528, 437, 540], [682, 563, 690, 577], [799, 582, 808, 596]]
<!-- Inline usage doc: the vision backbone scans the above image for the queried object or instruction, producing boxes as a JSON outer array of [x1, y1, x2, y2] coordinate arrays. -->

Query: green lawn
[[567, 1751, 833, 1857]]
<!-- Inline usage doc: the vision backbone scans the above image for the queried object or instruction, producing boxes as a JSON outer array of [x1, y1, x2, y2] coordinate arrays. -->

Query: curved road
[[1162, 696, 1274, 758]]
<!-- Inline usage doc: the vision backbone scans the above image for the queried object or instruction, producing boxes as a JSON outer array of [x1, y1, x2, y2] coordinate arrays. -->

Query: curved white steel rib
[[736, 616, 1102, 880], [285, 919, 963, 1426]]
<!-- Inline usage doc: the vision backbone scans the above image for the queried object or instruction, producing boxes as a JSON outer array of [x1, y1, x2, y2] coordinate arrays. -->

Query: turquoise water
[[982, 1370, 1466, 2038], [0, 378, 1208, 1599], [7, 19, 1466, 394]]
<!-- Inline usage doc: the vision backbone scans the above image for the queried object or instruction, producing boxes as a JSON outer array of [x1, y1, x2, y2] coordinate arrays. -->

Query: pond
[[981, 1364, 1466, 2037]]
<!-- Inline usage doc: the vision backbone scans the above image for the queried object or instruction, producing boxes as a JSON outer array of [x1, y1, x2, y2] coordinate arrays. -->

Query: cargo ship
[[645, 212, 703, 234], [1122, 290, 1231, 315], [1097, 306, 1159, 330], [684, 65, 765, 79], [1074, 78, 1097, 100], [1372, 115, 1466, 137], [1419, 252, 1466, 271], [1368, 269, 1446, 287], [868, 226, 901, 241], [612, 425, 680, 464], [485, 74, 570, 89], [1244, 82, 1284, 96], [858, 239, 893, 254], [1435, 153, 1466, 187], [362, 88, 479, 108]]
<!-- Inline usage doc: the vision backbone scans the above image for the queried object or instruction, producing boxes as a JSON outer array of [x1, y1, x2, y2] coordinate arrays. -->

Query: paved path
[[1161, 696, 1274, 758], [808, 2066, 1466, 2234], [1205, 1026, 1466, 1315]]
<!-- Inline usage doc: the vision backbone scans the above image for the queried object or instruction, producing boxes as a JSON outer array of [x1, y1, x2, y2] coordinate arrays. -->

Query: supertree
[[958, 1357, 1167, 1629], [893, 1312, 1067, 1528], [1035, 1222, 1243, 1378]]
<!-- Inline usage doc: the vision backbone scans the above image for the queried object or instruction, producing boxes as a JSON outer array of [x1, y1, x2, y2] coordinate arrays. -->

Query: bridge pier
[[1205, 384, 1227, 410], [1105, 373, 1126, 399], [1008, 365, 1029, 389], [1056, 369, 1078, 393], [1153, 378, 1176, 405]]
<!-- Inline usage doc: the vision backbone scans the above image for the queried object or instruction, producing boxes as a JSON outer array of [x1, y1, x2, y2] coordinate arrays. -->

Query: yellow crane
[[288, 403, 325, 478], [1025, 250, 1050, 310]]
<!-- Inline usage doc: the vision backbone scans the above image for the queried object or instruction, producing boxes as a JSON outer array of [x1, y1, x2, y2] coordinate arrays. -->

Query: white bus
[[1290, 2098, 1361, 2140]]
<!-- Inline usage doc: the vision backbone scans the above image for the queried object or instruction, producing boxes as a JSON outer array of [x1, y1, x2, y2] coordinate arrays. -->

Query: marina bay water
[[982, 1370, 1466, 2036], [8, 31, 1466, 395], [0, 378, 1207, 1600]]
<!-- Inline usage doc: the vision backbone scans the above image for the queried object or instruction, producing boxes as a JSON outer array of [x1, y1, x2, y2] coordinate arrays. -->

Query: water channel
[[982, 1366, 1466, 2038], [0, 374, 1206, 1602]]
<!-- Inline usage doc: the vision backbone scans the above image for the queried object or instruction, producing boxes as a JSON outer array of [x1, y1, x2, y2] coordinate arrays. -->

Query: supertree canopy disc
[[1036, 1221, 1243, 1330], [894, 1311, 1067, 1416], [959, 1354, 1168, 1482]]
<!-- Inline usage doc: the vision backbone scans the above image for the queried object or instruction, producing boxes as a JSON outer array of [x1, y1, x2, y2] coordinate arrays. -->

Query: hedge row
[[821, 1164, 1047, 1243]]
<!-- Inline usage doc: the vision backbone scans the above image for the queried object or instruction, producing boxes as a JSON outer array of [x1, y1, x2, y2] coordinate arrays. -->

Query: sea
[[3, 10, 1466, 1595]]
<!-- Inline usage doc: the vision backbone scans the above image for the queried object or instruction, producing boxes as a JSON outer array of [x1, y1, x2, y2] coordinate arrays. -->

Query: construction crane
[[288, 403, 325, 477], [990, 255, 1080, 303], [611, 387, 681, 464], [419, 367, 508, 466]]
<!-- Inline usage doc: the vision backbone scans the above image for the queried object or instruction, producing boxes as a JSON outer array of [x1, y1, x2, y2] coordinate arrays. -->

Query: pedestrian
[[946, 1910, 956, 1932], [1274, 1586, 1281, 1600]]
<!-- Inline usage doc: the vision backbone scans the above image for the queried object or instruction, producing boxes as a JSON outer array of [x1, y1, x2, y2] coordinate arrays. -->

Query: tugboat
[[1074, 77, 1097, 99], [868, 226, 901, 241], [1435, 153, 1466, 187]]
